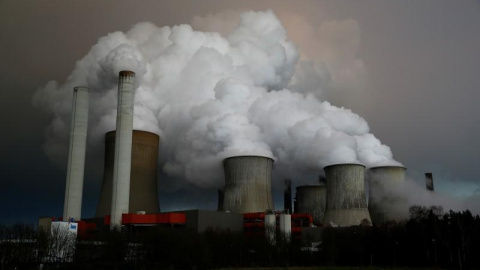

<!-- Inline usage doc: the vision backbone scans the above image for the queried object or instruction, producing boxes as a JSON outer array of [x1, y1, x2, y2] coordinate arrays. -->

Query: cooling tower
[[295, 185, 327, 225], [284, 179, 292, 213], [368, 166, 406, 224], [111, 70, 136, 228], [63, 86, 89, 221], [222, 156, 274, 213], [425, 173, 434, 191], [96, 130, 160, 218], [323, 164, 371, 226]]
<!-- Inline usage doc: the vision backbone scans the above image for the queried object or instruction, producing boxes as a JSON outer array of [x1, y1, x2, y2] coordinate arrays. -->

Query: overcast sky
[[1, 0, 479, 224]]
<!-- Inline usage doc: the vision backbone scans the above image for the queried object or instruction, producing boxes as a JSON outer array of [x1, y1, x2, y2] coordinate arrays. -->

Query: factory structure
[[45, 69, 435, 244]]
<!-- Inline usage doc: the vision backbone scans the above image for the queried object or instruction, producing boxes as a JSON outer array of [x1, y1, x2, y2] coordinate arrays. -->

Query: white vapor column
[[110, 71, 136, 229], [63, 86, 89, 221]]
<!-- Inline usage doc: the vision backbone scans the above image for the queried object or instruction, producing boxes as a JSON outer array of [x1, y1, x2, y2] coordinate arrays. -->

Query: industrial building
[[173, 210, 243, 233]]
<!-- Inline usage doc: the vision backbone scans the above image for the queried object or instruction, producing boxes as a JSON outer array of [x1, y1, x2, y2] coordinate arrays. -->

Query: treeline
[[1, 206, 480, 269], [322, 206, 480, 269]]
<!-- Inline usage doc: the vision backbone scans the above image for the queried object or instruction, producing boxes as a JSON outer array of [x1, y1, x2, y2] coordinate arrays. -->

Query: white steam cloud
[[33, 10, 400, 189]]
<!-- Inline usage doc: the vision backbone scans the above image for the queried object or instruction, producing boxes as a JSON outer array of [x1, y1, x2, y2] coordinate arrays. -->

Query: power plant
[[221, 156, 274, 213], [96, 130, 160, 217], [323, 164, 371, 226], [368, 166, 407, 224], [295, 185, 326, 225], [52, 69, 429, 249]]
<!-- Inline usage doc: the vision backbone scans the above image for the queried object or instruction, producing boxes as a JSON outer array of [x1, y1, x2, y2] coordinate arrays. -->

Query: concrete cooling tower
[[96, 130, 160, 217], [368, 166, 406, 224], [222, 156, 274, 213], [323, 164, 371, 226], [295, 185, 326, 225]]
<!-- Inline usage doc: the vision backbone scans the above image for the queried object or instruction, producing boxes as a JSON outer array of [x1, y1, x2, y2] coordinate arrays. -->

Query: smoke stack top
[[119, 70, 135, 77], [425, 173, 434, 191]]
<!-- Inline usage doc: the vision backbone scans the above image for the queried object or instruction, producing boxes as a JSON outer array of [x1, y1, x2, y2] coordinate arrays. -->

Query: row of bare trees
[[322, 206, 480, 268], [1, 207, 480, 269], [0, 223, 76, 269]]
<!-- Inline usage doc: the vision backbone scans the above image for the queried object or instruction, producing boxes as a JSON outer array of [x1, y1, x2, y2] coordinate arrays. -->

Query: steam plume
[[33, 10, 400, 189]]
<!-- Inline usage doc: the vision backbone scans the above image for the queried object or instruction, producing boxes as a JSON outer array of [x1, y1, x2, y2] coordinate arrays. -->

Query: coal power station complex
[[40, 70, 437, 244]]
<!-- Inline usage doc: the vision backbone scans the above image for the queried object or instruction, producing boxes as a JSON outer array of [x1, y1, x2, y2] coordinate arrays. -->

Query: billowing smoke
[[33, 10, 400, 189]]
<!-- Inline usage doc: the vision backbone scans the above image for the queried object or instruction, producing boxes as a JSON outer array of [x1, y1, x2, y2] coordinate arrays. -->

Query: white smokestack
[[279, 213, 291, 243], [63, 86, 89, 221], [110, 71, 136, 229], [264, 212, 276, 245]]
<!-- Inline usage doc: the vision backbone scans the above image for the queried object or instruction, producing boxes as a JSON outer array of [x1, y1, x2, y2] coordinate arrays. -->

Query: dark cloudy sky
[[1, 0, 479, 224]]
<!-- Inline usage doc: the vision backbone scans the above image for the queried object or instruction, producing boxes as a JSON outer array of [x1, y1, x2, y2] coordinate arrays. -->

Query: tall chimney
[[284, 179, 292, 213], [110, 71, 136, 229], [425, 173, 434, 191], [63, 86, 89, 221]]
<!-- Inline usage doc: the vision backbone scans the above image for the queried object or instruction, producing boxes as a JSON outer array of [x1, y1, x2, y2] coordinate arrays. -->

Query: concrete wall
[[222, 156, 274, 213], [96, 130, 160, 217], [324, 164, 371, 226], [178, 210, 243, 233], [368, 166, 406, 224], [295, 185, 326, 225], [63, 86, 89, 221]]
